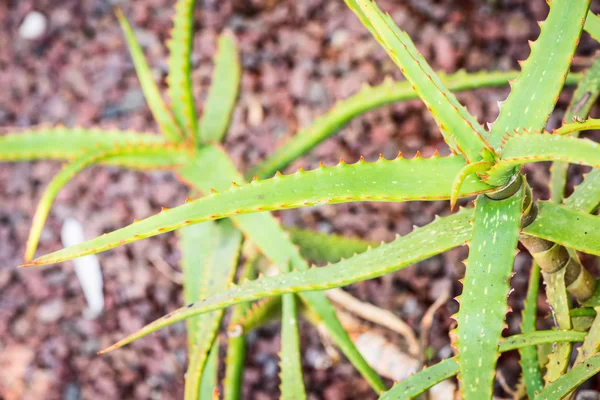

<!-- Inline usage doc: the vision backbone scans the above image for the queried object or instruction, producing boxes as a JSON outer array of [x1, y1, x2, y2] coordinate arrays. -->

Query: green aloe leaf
[[574, 307, 600, 367], [550, 57, 600, 203], [486, 0, 590, 151], [379, 330, 587, 400], [179, 220, 242, 400], [520, 263, 543, 399], [0, 127, 169, 162], [487, 133, 600, 186], [179, 147, 386, 393], [116, 8, 185, 143], [565, 169, 600, 213], [237, 297, 282, 334], [96, 209, 472, 355], [166, 0, 198, 137], [288, 227, 376, 264], [456, 189, 523, 399], [23, 154, 491, 267], [585, 11, 600, 41], [450, 161, 492, 210], [346, 0, 493, 163], [553, 118, 600, 136], [198, 32, 241, 144], [279, 264, 307, 400], [535, 352, 600, 400], [25, 146, 190, 261], [522, 202, 600, 256]]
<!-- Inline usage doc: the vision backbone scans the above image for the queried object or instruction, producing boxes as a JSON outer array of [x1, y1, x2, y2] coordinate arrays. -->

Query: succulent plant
[[2, 0, 600, 399]]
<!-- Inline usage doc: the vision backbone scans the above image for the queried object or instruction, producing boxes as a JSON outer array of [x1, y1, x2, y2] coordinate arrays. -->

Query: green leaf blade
[[520, 263, 544, 399], [535, 352, 600, 400], [166, 0, 198, 138], [456, 190, 523, 399], [523, 202, 600, 256], [198, 32, 241, 144], [116, 8, 185, 143], [565, 169, 600, 213], [25, 154, 490, 267], [487, 0, 590, 150], [379, 359, 459, 400]]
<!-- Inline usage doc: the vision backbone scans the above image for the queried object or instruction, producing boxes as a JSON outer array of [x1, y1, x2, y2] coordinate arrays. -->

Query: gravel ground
[[0, 0, 599, 398]]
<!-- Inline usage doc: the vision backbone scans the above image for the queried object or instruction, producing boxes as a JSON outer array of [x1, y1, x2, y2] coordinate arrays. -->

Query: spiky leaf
[[198, 340, 219, 400], [456, 189, 523, 399], [0, 127, 168, 162], [179, 220, 242, 399], [24, 154, 491, 266], [288, 227, 376, 263], [347, 0, 493, 162], [166, 0, 198, 137], [535, 352, 600, 400], [116, 8, 185, 143], [198, 32, 241, 144], [585, 11, 600, 41], [522, 202, 600, 256], [519, 263, 543, 399], [550, 57, 600, 202], [487, 133, 600, 186], [97, 210, 472, 354], [565, 169, 600, 213], [487, 0, 590, 150], [279, 264, 307, 400]]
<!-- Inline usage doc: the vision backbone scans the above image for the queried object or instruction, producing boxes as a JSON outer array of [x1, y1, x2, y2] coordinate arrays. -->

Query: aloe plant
[[3, 0, 600, 399]]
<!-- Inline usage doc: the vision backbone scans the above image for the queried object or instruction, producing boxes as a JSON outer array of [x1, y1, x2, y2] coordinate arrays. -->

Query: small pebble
[[19, 11, 47, 40]]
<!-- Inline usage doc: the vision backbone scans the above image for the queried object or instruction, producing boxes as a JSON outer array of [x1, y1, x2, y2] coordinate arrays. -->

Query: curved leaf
[[450, 161, 491, 210], [523, 202, 600, 256], [166, 0, 197, 138], [97, 209, 473, 353], [456, 189, 523, 399], [279, 264, 307, 400], [379, 330, 587, 400], [347, 0, 493, 163], [565, 169, 600, 213], [180, 220, 241, 399], [520, 263, 543, 399], [288, 227, 376, 264], [25, 146, 190, 261], [535, 352, 600, 400], [553, 118, 600, 136], [0, 127, 168, 162], [198, 32, 241, 144], [24, 155, 491, 267], [487, 133, 600, 185], [179, 147, 386, 393], [550, 57, 600, 203], [116, 8, 185, 143], [487, 0, 590, 150]]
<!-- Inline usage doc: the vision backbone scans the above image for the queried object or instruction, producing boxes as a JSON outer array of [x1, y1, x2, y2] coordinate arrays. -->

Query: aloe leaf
[[97, 209, 472, 354], [379, 330, 588, 400], [553, 118, 600, 136], [487, 133, 600, 186], [116, 8, 185, 143], [575, 307, 600, 368], [346, 0, 493, 163], [198, 32, 241, 144], [379, 358, 459, 400], [287, 227, 376, 264], [585, 11, 600, 41], [486, 0, 590, 151], [238, 297, 282, 333], [166, 0, 197, 137], [25, 146, 190, 261], [198, 340, 219, 400], [542, 267, 572, 384], [456, 189, 523, 399], [279, 264, 307, 400], [550, 57, 600, 203], [522, 202, 600, 256], [520, 263, 543, 399], [535, 352, 600, 400], [179, 220, 242, 399], [450, 161, 491, 210], [24, 154, 491, 267], [565, 169, 600, 213], [179, 147, 386, 393], [0, 127, 169, 162]]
